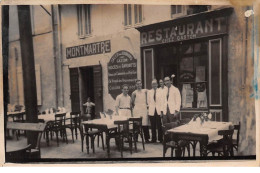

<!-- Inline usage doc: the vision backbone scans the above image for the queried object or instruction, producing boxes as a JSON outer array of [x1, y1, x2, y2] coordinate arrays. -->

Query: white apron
[[133, 89, 149, 126]]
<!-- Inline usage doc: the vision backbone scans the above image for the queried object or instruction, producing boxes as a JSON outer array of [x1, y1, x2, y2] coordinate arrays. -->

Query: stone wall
[[228, 7, 256, 155]]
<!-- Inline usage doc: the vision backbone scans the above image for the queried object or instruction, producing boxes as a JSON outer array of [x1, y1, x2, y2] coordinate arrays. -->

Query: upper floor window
[[124, 4, 143, 27], [77, 5, 91, 38], [171, 5, 186, 18]]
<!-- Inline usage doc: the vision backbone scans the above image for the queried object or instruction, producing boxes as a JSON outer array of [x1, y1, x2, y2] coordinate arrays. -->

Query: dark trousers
[[162, 106, 179, 125], [149, 111, 162, 142], [142, 126, 150, 141]]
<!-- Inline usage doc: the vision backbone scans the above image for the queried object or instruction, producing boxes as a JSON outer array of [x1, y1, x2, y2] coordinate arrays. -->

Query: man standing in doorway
[[132, 80, 150, 143], [147, 79, 162, 143], [115, 84, 132, 117], [161, 76, 181, 124]]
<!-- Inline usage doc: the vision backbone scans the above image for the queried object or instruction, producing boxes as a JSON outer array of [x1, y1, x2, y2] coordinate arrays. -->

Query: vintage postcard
[[0, 0, 259, 166]]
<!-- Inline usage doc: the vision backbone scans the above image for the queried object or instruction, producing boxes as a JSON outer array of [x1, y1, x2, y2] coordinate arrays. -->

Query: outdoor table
[[82, 116, 141, 157], [38, 111, 69, 123], [167, 121, 233, 157], [7, 111, 26, 121]]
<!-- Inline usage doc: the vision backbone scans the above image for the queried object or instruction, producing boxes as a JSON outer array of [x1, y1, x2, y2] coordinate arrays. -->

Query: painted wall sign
[[140, 16, 227, 47], [108, 50, 137, 100], [66, 40, 111, 59]]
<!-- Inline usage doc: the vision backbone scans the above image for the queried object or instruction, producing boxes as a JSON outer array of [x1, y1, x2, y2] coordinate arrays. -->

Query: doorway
[[80, 67, 95, 117], [69, 65, 103, 119]]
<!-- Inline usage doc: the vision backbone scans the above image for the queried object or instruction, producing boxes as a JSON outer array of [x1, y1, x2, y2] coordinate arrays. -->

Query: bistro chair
[[162, 122, 190, 157], [232, 122, 241, 152], [129, 117, 145, 151], [12, 112, 26, 139], [5, 144, 31, 162], [65, 112, 81, 143], [179, 118, 191, 126], [114, 120, 132, 158], [207, 129, 234, 157], [81, 123, 105, 154], [50, 113, 68, 147]]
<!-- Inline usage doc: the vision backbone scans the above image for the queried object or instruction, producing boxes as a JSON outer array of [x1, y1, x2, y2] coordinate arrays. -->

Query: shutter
[[93, 65, 103, 118], [69, 68, 80, 112]]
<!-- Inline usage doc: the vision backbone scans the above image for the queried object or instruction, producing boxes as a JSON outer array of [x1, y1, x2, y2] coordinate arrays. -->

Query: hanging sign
[[108, 51, 137, 100]]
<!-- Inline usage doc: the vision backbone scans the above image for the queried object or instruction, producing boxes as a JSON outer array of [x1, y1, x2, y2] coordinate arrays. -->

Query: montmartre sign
[[66, 40, 111, 59], [140, 16, 228, 47], [108, 51, 137, 100]]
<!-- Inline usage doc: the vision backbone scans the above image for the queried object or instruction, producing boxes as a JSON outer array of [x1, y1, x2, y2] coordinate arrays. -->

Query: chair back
[[129, 117, 142, 133], [162, 122, 179, 134], [114, 120, 129, 135], [218, 129, 234, 156], [6, 144, 31, 162], [179, 118, 191, 125], [69, 111, 81, 126], [234, 122, 240, 145], [55, 113, 66, 126]]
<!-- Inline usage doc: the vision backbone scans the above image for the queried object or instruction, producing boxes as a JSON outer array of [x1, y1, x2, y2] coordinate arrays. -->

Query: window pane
[[77, 5, 83, 36], [128, 4, 132, 25], [86, 5, 91, 34], [177, 5, 182, 13], [171, 5, 176, 14], [210, 39, 221, 105], [124, 4, 127, 26], [144, 50, 153, 89], [139, 5, 142, 23], [134, 5, 137, 24]]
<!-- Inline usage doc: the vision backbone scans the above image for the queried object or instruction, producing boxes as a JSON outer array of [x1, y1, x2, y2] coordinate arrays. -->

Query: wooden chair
[[207, 129, 234, 157], [5, 144, 31, 162], [12, 112, 26, 139], [232, 122, 240, 152], [114, 120, 132, 158], [81, 123, 104, 154], [162, 122, 190, 157], [65, 112, 81, 143], [6, 122, 47, 160], [179, 118, 191, 126], [129, 117, 145, 151], [51, 113, 68, 146]]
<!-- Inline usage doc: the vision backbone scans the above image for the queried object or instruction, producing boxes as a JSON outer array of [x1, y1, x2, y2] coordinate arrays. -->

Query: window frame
[[77, 4, 91, 38], [124, 4, 143, 28], [171, 5, 187, 18]]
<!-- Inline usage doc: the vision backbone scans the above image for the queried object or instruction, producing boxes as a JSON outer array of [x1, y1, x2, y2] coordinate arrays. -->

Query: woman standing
[[131, 80, 150, 143]]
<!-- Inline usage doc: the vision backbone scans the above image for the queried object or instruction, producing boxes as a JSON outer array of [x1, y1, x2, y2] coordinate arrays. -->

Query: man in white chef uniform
[[161, 76, 181, 124], [115, 84, 132, 118], [147, 79, 163, 143]]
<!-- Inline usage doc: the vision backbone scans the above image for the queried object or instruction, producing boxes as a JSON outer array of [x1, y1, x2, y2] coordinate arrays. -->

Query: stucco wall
[[8, 5, 56, 112], [228, 7, 256, 155]]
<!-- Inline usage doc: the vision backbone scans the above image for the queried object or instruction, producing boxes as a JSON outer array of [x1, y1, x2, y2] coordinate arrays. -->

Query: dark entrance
[[69, 65, 103, 119]]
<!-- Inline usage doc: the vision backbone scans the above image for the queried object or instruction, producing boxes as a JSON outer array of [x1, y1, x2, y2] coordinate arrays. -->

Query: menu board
[[108, 50, 137, 100]]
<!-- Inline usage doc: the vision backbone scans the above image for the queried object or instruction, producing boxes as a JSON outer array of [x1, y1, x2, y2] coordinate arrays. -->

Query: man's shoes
[[159, 140, 163, 143], [151, 140, 157, 143], [145, 140, 151, 143]]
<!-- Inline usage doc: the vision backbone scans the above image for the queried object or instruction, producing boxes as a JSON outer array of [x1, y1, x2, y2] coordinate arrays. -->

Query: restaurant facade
[[7, 4, 257, 156]]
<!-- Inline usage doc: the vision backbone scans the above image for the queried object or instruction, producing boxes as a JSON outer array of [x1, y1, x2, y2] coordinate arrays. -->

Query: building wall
[[8, 5, 56, 112], [228, 7, 256, 155]]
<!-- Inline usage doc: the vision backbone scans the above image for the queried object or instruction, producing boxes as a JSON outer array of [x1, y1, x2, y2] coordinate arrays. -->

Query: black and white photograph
[[0, 0, 259, 166]]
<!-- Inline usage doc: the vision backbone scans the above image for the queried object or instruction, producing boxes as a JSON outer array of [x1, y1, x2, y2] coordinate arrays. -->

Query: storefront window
[[179, 41, 208, 109]]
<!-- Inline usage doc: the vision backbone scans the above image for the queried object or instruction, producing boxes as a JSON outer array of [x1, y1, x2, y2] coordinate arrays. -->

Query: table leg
[[199, 140, 208, 157], [106, 131, 110, 158]]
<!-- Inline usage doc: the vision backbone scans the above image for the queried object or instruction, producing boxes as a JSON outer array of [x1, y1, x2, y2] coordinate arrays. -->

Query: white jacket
[[147, 89, 161, 116], [161, 85, 181, 115]]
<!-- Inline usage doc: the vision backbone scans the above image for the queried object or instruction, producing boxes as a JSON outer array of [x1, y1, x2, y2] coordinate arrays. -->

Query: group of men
[[115, 76, 181, 143]]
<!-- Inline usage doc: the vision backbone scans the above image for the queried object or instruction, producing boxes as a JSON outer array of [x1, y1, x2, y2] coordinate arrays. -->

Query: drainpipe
[[51, 5, 64, 108]]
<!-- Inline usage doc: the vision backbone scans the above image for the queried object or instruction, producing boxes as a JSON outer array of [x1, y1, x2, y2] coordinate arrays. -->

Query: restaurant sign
[[140, 16, 227, 47], [66, 40, 111, 59], [108, 51, 137, 100]]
